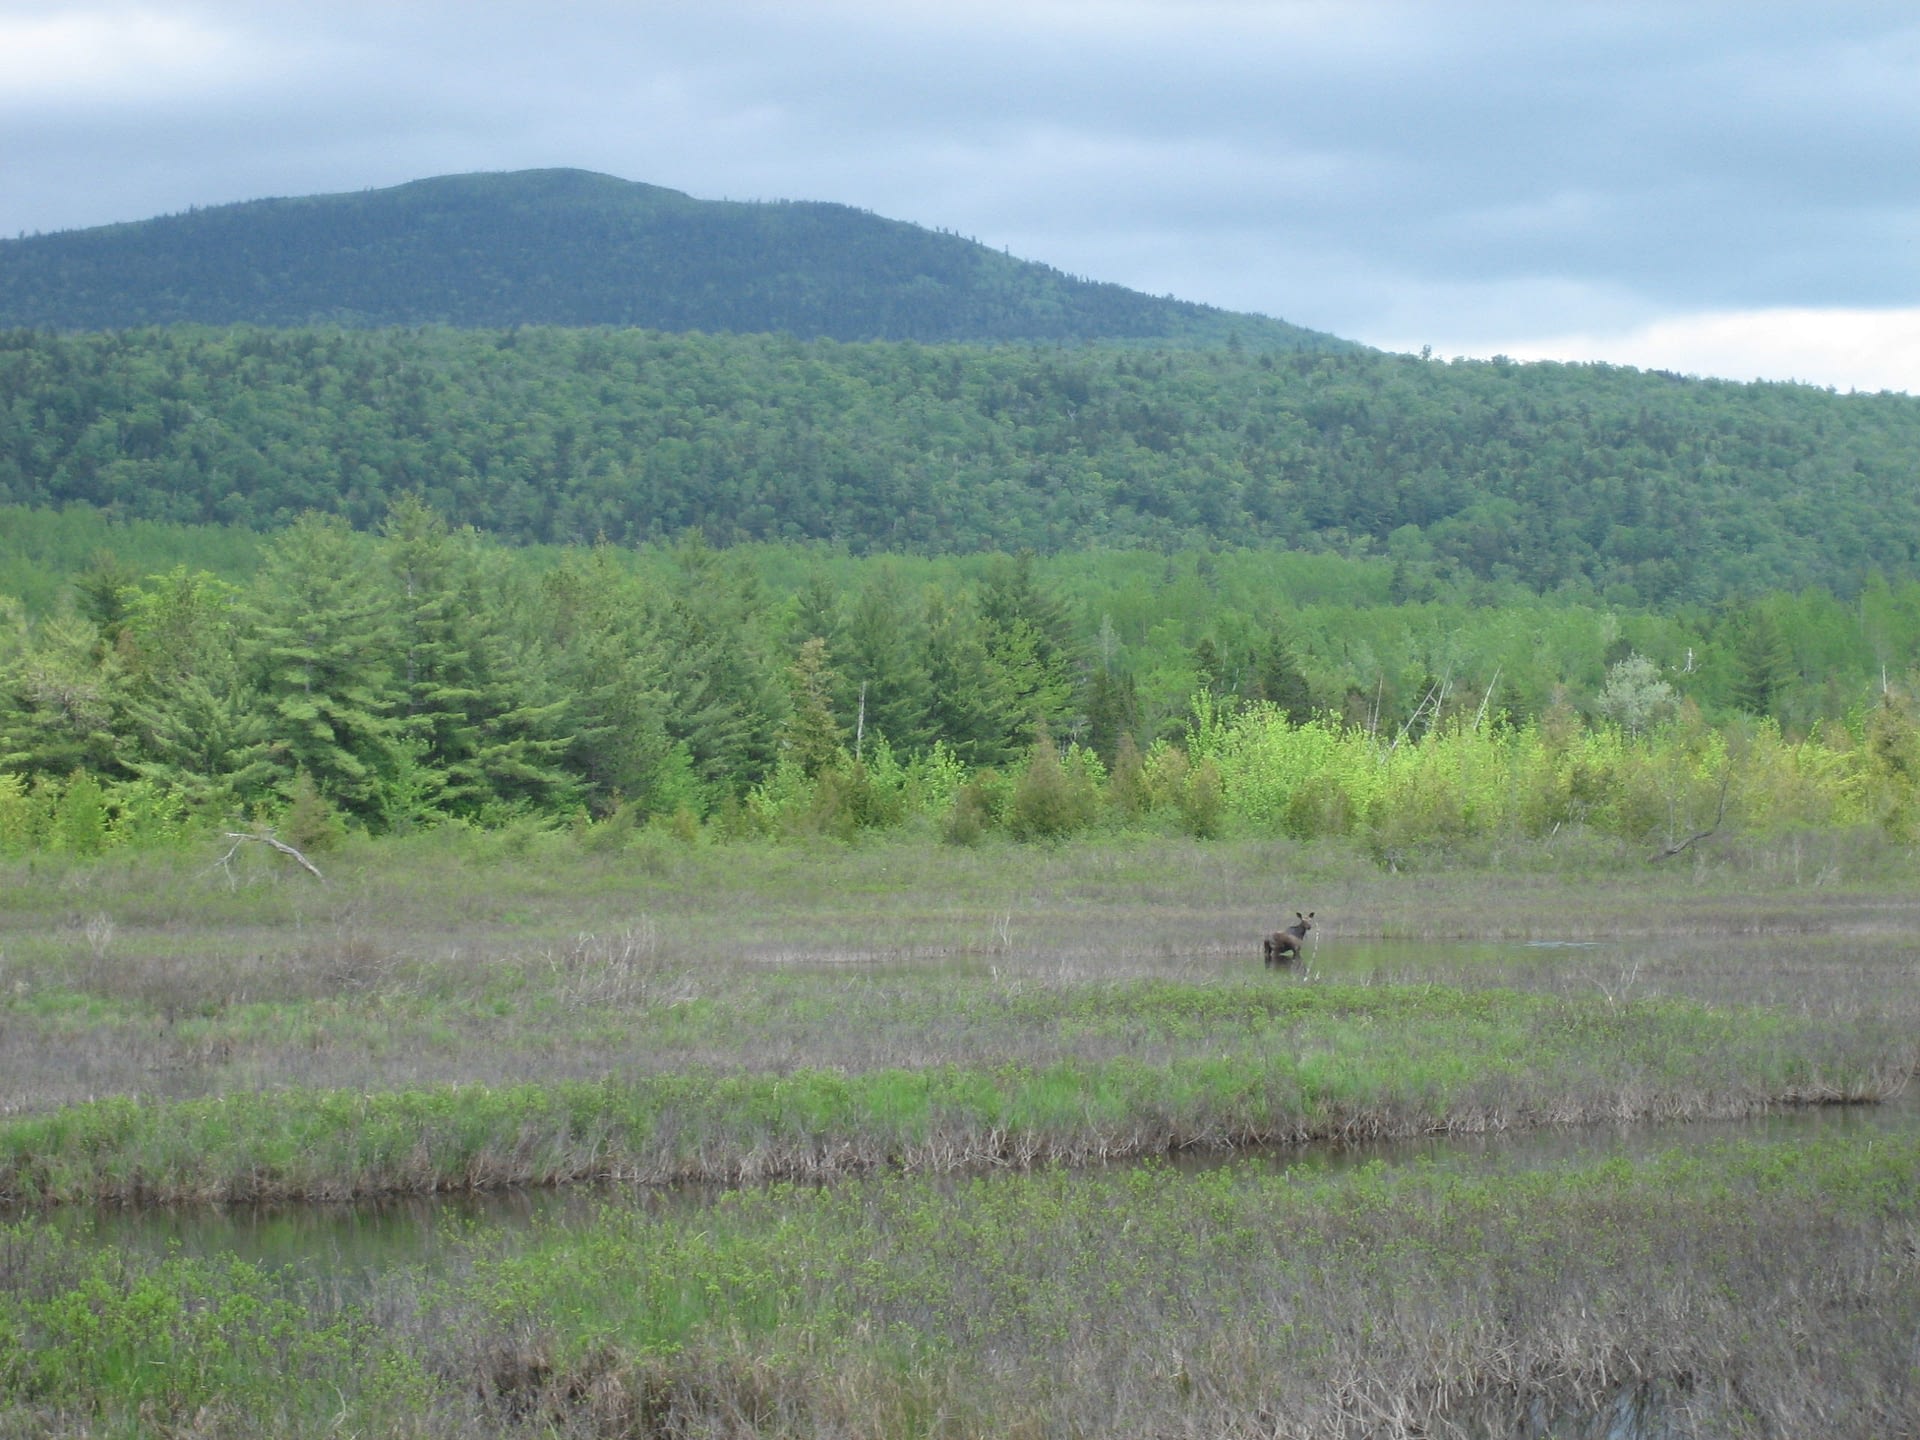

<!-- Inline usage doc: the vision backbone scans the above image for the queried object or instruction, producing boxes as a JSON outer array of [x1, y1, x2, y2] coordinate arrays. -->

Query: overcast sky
[[4, 1, 1918, 392]]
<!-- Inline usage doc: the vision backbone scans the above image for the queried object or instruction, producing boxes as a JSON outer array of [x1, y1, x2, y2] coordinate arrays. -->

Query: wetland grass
[[0, 833, 1914, 1203], [4, 1129, 1917, 1437], [2, 831, 1918, 1435], [0, 962, 1910, 1204]]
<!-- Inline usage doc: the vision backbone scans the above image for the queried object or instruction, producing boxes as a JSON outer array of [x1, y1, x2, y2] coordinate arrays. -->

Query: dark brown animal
[[1263, 911, 1313, 967]]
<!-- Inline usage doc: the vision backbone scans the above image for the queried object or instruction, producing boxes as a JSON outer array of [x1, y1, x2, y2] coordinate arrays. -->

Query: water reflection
[[1173, 1084, 1915, 1179], [30, 1175, 709, 1281]]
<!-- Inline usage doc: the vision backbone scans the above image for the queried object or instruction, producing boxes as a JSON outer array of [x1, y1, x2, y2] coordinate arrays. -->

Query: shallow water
[[36, 1081, 1916, 1285]]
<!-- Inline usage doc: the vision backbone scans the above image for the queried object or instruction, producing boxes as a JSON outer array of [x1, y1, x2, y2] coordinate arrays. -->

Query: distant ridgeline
[[0, 168, 1345, 351], [2, 322, 1917, 603]]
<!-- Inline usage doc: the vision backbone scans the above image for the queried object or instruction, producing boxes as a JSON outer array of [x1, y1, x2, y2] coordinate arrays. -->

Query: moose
[[1263, 911, 1314, 967]]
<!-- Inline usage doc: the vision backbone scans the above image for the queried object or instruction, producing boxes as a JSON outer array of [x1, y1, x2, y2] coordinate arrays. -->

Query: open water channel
[[34, 1085, 1915, 1282]]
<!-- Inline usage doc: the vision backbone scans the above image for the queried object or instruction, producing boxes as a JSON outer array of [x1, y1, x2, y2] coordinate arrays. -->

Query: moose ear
[[1296, 911, 1305, 921], [1305, 912, 1314, 920]]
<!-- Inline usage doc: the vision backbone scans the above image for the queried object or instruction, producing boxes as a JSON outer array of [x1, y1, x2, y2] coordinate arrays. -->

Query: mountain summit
[[0, 168, 1348, 350]]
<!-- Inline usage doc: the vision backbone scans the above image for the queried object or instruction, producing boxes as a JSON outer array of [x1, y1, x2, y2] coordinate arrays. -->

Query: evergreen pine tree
[[71, 549, 140, 651], [923, 589, 1023, 767], [246, 513, 403, 824], [1254, 636, 1314, 720], [1729, 608, 1792, 717], [1084, 664, 1141, 762], [780, 636, 847, 776], [118, 567, 272, 817], [655, 542, 785, 795], [381, 496, 574, 820], [1192, 637, 1226, 699], [0, 609, 130, 779], [842, 568, 936, 753], [530, 547, 681, 815], [976, 552, 1083, 742]]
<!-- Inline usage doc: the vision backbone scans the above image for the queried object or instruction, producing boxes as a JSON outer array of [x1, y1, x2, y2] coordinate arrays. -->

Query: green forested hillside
[[0, 169, 1343, 351], [3, 325, 1917, 602]]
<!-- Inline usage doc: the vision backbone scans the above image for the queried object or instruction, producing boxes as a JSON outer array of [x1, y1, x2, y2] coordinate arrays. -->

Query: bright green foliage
[[978, 553, 1084, 736], [1196, 705, 1352, 837], [128, 666, 271, 821], [1862, 691, 1920, 839], [0, 772, 30, 852], [0, 769, 188, 856], [0, 1219, 433, 1433], [118, 566, 246, 692], [6, 501, 1920, 850], [245, 514, 403, 822], [1182, 701, 1870, 849], [49, 769, 108, 855], [745, 736, 958, 839]]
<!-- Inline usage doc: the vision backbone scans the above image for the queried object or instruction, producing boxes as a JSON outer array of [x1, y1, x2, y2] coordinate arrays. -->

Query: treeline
[[6, 501, 1920, 856], [4, 325, 1917, 602], [0, 169, 1341, 350], [0, 503, 1100, 844]]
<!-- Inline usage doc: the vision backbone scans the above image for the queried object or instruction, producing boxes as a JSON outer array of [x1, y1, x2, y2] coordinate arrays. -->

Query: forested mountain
[[10, 170, 1920, 850], [4, 325, 1918, 603], [0, 169, 1346, 351]]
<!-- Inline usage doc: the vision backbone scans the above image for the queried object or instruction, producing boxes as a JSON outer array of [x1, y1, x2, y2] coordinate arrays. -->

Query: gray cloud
[[4, 0, 1917, 369]]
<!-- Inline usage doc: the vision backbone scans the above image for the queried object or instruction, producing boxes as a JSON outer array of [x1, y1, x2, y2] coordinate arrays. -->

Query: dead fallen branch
[[214, 830, 325, 881], [1650, 766, 1734, 862]]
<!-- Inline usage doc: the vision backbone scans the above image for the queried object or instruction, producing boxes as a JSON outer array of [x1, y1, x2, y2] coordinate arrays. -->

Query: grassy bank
[[0, 977, 1899, 1205], [5, 1129, 1917, 1437]]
